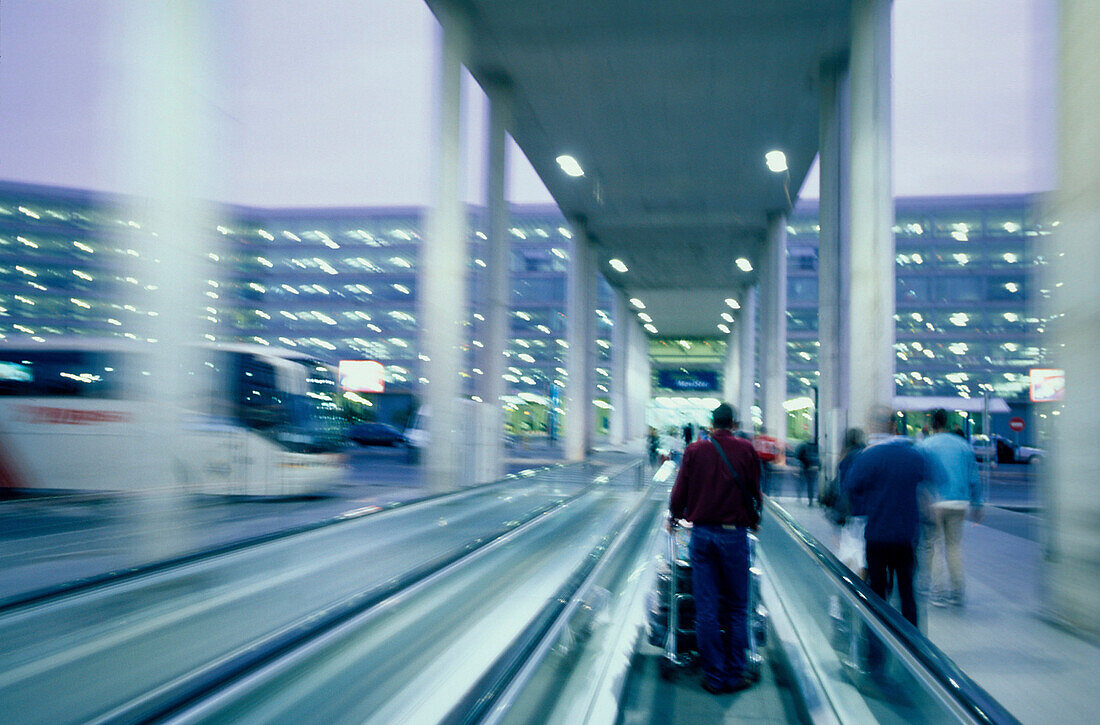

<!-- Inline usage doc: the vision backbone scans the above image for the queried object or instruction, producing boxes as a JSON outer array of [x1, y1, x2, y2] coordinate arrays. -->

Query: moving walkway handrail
[[440, 476, 656, 725], [764, 497, 1021, 725]]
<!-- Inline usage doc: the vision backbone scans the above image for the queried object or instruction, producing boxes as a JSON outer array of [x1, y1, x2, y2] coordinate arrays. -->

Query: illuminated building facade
[[786, 195, 1050, 434], [0, 181, 613, 429], [0, 180, 1048, 433], [222, 203, 614, 423]]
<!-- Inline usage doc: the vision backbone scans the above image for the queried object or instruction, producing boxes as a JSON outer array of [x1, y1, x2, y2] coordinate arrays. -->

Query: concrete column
[[846, 0, 895, 434], [631, 317, 652, 441], [564, 229, 596, 460], [421, 10, 468, 492], [609, 293, 629, 446], [480, 82, 511, 481], [818, 57, 851, 476], [584, 246, 600, 445], [723, 324, 742, 404], [1044, 0, 1100, 636], [760, 214, 788, 440], [112, 1, 218, 555], [738, 286, 758, 430]]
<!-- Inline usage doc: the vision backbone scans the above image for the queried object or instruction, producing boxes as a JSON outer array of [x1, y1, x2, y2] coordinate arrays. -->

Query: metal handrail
[[763, 497, 1021, 725], [438, 479, 657, 725]]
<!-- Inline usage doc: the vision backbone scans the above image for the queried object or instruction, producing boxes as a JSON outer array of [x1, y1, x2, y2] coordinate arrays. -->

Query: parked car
[[971, 434, 1045, 465], [349, 422, 407, 447]]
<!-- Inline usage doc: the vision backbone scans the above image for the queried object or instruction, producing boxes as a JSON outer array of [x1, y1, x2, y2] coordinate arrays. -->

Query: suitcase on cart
[[648, 523, 767, 680]]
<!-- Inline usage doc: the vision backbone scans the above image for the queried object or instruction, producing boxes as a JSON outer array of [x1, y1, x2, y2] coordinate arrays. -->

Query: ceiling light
[[735, 258, 753, 272], [629, 298, 645, 310], [718, 324, 730, 334], [638, 313, 652, 323], [721, 312, 734, 323], [783, 396, 814, 412], [643, 323, 658, 334], [609, 258, 628, 273], [765, 150, 788, 173], [725, 297, 741, 309], [556, 155, 584, 177]]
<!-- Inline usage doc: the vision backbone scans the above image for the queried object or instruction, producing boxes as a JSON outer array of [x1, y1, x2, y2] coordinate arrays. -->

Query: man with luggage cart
[[669, 402, 763, 695]]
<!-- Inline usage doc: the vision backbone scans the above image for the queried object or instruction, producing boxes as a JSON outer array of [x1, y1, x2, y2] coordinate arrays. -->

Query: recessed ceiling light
[[725, 297, 741, 308], [643, 323, 658, 334], [556, 154, 584, 177], [735, 258, 753, 272], [765, 150, 788, 173], [638, 313, 652, 323], [609, 258, 628, 273], [718, 324, 730, 334], [721, 312, 734, 323], [629, 298, 645, 310]]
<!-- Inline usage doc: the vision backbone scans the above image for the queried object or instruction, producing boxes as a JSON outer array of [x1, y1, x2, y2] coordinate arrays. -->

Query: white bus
[[0, 340, 348, 496]]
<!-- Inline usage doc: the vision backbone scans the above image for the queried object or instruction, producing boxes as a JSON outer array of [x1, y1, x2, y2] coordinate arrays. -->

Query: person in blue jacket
[[844, 408, 933, 628], [918, 408, 983, 607]]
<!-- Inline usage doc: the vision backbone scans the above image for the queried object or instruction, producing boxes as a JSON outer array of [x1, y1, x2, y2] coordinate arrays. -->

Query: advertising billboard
[[1029, 368, 1065, 402], [339, 360, 386, 393]]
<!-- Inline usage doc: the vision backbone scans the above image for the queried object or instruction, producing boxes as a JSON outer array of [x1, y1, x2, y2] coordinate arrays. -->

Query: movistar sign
[[657, 369, 718, 391]]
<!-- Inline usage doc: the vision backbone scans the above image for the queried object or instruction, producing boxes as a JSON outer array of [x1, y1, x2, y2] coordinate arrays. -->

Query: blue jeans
[[689, 524, 750, 688]]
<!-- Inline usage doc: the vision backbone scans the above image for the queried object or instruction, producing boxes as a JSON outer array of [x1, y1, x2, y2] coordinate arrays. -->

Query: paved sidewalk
[[775, 497, 1100, 725]]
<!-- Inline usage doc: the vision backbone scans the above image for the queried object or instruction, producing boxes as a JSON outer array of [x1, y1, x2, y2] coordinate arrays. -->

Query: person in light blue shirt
[[918, 408, 984, 607]]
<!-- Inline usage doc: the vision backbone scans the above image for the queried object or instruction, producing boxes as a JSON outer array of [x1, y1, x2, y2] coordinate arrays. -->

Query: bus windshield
[[0, 350, 132, 399], [0, 345, 348, 454]]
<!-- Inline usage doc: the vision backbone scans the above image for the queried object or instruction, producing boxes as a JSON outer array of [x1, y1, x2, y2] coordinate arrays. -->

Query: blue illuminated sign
[[657, 369, 718, 391]]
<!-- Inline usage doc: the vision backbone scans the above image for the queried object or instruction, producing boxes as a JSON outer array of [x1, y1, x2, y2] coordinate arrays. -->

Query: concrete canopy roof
[[427, 1, 851, 339]]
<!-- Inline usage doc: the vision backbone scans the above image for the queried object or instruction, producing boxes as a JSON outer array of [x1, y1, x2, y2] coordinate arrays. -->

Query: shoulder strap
[[711, 438, 739, 481], [711, 438, 761, 522]]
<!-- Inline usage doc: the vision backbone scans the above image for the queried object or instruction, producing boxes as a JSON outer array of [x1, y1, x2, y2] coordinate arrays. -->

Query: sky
[[0, 0, 1057, 208]]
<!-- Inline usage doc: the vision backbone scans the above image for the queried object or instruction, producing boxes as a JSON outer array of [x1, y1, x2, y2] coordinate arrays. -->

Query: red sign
[[1009, 417, 1025, 432], [753, 435, 780, 463]]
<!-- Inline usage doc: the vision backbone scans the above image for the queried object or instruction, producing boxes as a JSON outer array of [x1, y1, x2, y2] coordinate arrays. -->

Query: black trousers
[[863, 541, 917, 675], [865, 541, 917, 626]]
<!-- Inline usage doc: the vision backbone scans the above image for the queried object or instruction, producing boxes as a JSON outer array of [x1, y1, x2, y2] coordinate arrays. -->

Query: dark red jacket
[[670, 429, 763, 526]]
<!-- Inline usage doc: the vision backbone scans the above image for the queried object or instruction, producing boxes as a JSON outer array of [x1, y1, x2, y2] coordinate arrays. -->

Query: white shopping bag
[[837, 518, 866, 573]]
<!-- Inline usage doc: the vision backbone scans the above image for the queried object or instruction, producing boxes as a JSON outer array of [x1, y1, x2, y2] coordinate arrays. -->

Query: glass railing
[[757, 498, 1020, 725]]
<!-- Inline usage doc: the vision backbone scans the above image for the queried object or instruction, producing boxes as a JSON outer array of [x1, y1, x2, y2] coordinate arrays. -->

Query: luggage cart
[[649, 522, 767, 680]]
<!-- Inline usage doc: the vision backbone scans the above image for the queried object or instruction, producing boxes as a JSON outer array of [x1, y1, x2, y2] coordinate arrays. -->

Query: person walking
[[669, 403, 763, 695], [795, 439, 819, 506], [918, 408, 983, 607], [844, 409, 932, 629], [753, 427, 779, 496], [647, 426, 660, 466]]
